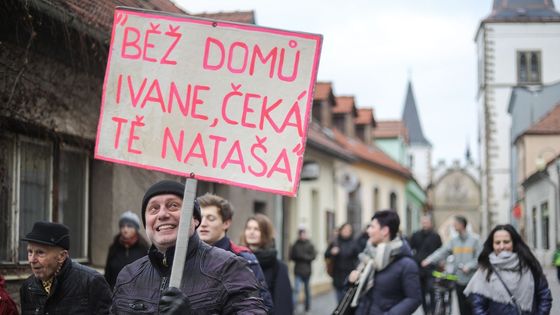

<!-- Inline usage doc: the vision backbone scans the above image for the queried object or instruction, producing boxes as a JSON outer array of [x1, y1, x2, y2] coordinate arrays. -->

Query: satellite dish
[[339, 172, 360, 192]]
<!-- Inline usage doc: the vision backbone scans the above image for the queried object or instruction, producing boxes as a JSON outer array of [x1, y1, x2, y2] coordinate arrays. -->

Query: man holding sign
[[111, 180, 267, 314]]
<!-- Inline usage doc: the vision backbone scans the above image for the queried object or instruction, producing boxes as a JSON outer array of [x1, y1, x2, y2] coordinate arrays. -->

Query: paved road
[[304, 267, 560, 315]]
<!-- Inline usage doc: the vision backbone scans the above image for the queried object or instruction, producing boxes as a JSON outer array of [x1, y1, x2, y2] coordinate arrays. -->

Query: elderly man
[[20, 221, 112, 314], [111, 180, 267, 314]]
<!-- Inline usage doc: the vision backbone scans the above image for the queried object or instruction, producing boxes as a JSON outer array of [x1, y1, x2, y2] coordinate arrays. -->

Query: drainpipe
[[275, 194, 283, 260]]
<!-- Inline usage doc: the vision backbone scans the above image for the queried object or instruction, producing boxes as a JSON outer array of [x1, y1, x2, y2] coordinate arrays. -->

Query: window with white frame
[[0, 134, 89, 264]]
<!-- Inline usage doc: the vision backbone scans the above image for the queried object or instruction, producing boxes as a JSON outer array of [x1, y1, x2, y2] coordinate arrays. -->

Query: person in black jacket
[[289, 227, 317, 313], [325, 222, 360, 302], [111, 180, 267, 314], [104, 211, 149, 289], [197, 193, 273, 311], [20, 221, 112, 314], [408, 215, 442, 314], [241, 213, 294, 315]]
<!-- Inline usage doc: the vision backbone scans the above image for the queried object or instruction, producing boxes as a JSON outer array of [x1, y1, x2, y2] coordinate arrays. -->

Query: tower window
[[517, 51, 541, 84]]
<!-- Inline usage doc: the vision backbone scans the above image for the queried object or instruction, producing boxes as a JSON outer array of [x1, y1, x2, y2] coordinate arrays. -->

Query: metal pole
[[169, 176, 198, 288]]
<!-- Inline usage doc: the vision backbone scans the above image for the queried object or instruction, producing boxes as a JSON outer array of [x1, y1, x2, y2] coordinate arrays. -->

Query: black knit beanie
[[141, 180, 201, 227]]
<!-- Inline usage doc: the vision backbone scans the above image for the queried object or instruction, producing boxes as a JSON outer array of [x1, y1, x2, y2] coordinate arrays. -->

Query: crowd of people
[[2, 179, 557, 314]]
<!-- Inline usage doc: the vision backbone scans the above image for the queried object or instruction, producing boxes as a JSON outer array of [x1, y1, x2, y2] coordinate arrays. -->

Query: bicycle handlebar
[[432, 270, 458, 281]]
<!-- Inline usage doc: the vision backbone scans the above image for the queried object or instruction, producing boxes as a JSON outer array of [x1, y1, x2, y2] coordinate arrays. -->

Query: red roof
[[525, 103, 560, 135], [373, 120, 409, 143], [56, 0, 186, 33], [38, 1, 255, 39], [314, 82, 333, 101], [334, 96, 356, 115], [332, 129, 411, 178], [193, 11, 256, 24], [306, 123, 354, 159], [355, 108, 375, 126]]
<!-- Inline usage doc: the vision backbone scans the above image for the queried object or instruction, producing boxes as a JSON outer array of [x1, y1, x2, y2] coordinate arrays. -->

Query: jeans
[[293, 275, 311, 311]]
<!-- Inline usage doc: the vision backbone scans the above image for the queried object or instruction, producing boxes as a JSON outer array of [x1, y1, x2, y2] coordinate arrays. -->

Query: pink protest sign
[[95, 7, 322, 196]]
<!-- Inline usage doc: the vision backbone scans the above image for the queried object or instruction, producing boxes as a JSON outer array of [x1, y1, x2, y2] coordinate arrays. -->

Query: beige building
[[430, 159, 481, 242]]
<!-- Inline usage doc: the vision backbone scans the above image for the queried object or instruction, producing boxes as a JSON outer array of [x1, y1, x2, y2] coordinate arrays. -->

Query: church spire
[[402, 81, 431, 147]]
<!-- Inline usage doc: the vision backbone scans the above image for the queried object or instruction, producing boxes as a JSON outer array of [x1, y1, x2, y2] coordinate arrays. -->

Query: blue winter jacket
[[354, 241, 422, 315], [469, 272, 552, 315]]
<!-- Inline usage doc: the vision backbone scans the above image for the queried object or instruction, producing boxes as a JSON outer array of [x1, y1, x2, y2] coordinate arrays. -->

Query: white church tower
[[402, 81, 432, 190], [475, 0, 560, 236]]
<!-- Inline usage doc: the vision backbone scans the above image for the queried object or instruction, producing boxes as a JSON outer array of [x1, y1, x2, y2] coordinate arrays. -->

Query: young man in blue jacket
[[197, 192, 273, 312]]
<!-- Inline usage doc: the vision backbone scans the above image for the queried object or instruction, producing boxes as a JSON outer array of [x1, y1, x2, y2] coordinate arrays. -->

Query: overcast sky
[[174, 1, 559, 165]]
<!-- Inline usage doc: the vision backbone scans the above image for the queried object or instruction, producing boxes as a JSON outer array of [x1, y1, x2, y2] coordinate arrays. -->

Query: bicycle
[[430, 270, 458, 315]]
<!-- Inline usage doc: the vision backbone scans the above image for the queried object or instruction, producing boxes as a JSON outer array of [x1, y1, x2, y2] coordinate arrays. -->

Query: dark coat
[[289, 239, 317, 278], [111, 233, 267, 314], [254, 248, 294, 315], [214, 236, 274, 312], [354, 242, 422, 315], [104, 234, 149, 289], [408, 228, 442, 277], [469, 272, 552, 315], [20, 259, 112, 315], [324, 236, 360, 288]]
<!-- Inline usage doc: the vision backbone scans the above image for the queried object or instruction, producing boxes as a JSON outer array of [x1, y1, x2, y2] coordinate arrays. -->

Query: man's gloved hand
[[159, 287, 192, 315]]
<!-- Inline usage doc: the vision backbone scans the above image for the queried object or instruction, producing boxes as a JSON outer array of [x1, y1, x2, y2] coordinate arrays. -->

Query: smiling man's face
[[145, 194, 196, 252]]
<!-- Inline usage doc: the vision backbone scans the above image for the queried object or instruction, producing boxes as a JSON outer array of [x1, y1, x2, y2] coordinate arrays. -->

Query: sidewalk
[[306, 267, 559, 315]]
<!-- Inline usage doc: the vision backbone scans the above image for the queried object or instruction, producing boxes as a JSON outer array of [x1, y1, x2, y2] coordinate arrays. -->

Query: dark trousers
[[420, 275, 435, 314], [335, 287, 346, 303], [293, 275, 311, 311], [455, 283, 471, 315], [557, 266, 560, 283]]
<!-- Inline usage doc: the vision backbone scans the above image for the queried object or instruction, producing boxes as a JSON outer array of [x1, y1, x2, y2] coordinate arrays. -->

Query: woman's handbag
[[332, 284, 358, 315], [325, 257, 335, 277], [491, 266, 523, 315]]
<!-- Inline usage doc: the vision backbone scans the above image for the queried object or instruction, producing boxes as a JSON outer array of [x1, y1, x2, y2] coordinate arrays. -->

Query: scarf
[[119, 233, 139, 248], [351, 238, 404, 307], [464, 252, 534, 311]]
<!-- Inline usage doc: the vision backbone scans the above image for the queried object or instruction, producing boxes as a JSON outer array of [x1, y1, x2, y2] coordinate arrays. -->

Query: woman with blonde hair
[[241, 213, 293, 314]]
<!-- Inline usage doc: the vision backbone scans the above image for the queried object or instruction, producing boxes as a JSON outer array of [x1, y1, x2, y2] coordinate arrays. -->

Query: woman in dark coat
[[241, 213, 294, 315], [324, 222, 360, 302], [104, 211, 149, 289], [464, 224, 552, 315]]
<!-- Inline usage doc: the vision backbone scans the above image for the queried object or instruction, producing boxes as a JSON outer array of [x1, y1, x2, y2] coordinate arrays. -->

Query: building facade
[[475, 0, 560, 235]]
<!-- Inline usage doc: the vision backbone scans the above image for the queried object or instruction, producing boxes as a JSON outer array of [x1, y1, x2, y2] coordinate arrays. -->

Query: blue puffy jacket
[[469, 273, 552, 315], [354, 242, 422, 315]]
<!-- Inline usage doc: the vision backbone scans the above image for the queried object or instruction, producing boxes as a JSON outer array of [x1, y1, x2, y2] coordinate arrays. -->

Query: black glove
[[159, 287, 192, 315]]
